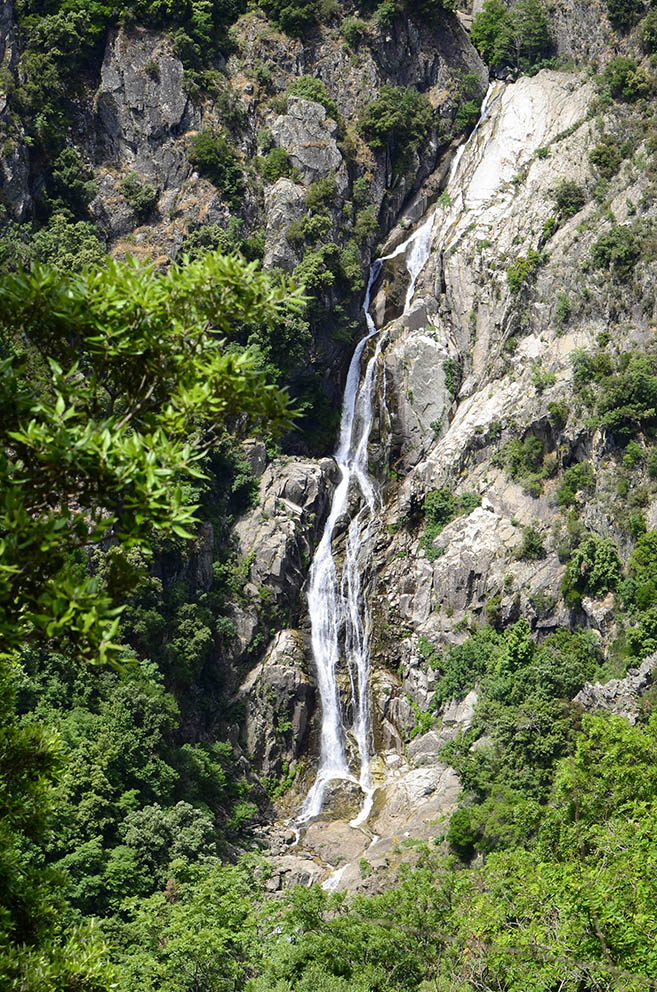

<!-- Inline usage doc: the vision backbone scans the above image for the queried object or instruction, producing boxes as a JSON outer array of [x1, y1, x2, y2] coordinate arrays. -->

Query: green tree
[[359, 85, 433, 176], [0, 250, 300, 659]]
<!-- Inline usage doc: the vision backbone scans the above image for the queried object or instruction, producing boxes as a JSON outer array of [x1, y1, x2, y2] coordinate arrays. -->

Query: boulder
[[263, 177, 306, 272], [573, 654, 657, 725], [270, 97, 344, 187], [96, 26, 197, 189], [237, 629, 314, 777]]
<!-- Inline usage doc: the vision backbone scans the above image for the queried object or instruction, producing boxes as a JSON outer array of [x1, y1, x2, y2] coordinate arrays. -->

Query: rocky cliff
[[4, 0, 657, 898]]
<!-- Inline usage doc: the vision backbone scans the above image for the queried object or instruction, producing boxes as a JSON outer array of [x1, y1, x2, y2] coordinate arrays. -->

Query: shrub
[[258, 0, 320, 35], [448, 808, 478, 859], [358, 85, 433, 175], [627, 530, 657, 609], [43, 147, 97, 220], [557, 462, 595, 507], [420, 488, 481, 560], [258, 147, 298, 182], [188, 129, 243, 202], [28, 213, 106, 272], [627, 607, 657, 657], [470, 0, 552, 71], [305, 174, 337, 211], [517, 525, 546, 561], [553, 180, 586, 218], [374, 0, 400, 30], [120, 172, 158, 220], [562, 534, 621, 605], [605, 0, 644, 31], [589, 138, 622, 179], [547, 399, 568, 430], [624, 440, 643, 468], [596, 354, 657, 439], [506, 249, 543, 293], [591, 225, 640, 280], [641, 9, 657, 52], [341, 15, 367, 47], [340, 240, 364, 292], [501, 434, 548, 496], [353, 205, 379, 242], [287, 76, 338, 119], [601, 57, 653, 101], [454, 100, 481, 132], [293, 242, 341, 294]]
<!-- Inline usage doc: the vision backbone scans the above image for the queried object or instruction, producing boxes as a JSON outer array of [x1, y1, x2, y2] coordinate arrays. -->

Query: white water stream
[[299, 84, 498, 827]]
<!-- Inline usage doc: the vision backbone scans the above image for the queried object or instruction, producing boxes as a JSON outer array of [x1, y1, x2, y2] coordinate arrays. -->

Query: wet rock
[[233, 457, 338, 650], [320, 779, 364, 821], [237, 629, 314, 776]]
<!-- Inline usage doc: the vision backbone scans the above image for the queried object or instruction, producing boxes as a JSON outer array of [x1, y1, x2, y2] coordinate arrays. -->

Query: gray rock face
[[574, 655, 656, 725], [270, 97, 344, 187], [238, 630, 314, 777], [0, 0, 30, 220], [96, 27, 197, 188], [263, 177, 306, 272], [235, 456, 338, 613]]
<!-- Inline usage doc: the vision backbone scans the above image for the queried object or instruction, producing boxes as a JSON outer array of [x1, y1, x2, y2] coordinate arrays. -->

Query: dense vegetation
[[5, 0, 657, 990]]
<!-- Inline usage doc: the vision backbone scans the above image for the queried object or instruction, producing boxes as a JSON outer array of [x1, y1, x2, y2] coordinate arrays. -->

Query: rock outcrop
[[574, 655, 657, 725]]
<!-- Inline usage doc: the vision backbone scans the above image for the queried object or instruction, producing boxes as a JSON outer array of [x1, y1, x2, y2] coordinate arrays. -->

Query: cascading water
[[300, 83, 498, 826]]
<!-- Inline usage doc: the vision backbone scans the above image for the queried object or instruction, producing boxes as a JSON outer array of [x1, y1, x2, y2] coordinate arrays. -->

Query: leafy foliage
[[471, 0, 552, 71], [187, 129, 244, 203], [0, 251, 300, 659], [359, 85, 433, 176], [287, 75, 338, 119], [419, 488, 480, 560]]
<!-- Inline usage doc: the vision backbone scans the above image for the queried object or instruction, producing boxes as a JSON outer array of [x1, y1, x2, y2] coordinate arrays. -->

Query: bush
[[340, 240, 364, 292], [553, 180, 586, 219], [448, 808, 478, 859], [120, 172, 158, 220], [589, 138, 622, 179], [305, 174, 337, 211], [43, 147, 97, 220], [287, 75, 338, 119], [359, 85, 433, 175], [188, 129, 243, 202], [600, 56, 653, 101], [471, 0, 552, 71], [341, 15, 367, 47], [605, 0, 644, 31], [500, 434, 549, 497], [517, 525, 546, 561], [353, 205, 379, 241], [258, 0, 320, 35], [557, 462, 595, 507], [454, 99, 481, 133], [641, 9, 657, 52], [506, 249, 543, 293], [420, 488, 481, 560], [28, 213, 106, 272], [258, 147, 297, 182], [628, 607, 657, 657], [596, 353, 657, 439], [562, 534, 621, 605], [591, 225, 640, 280]]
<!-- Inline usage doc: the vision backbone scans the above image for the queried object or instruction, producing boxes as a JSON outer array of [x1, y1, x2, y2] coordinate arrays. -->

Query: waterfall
[[299, 84, 498, 826]]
